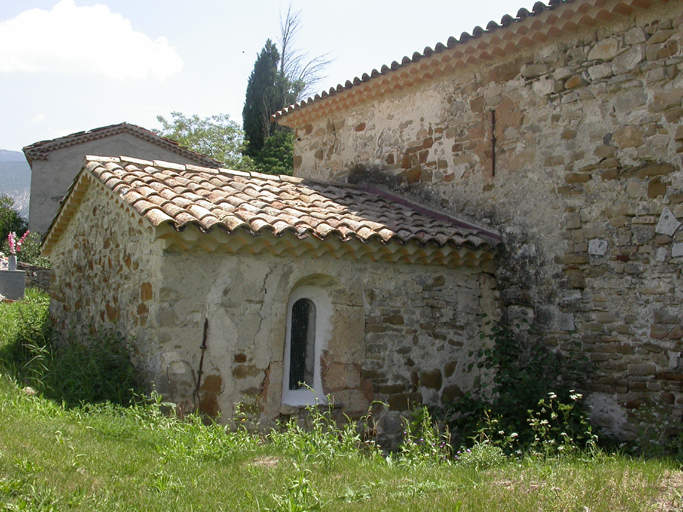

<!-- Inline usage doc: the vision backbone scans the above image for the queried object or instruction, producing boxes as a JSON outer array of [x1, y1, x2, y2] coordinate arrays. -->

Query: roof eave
[[274, 0, 662, 128], [155, 222, 498, 268]]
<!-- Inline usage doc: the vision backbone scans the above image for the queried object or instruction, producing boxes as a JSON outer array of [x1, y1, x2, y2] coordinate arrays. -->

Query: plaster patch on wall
[[655, 207, 681, 236]]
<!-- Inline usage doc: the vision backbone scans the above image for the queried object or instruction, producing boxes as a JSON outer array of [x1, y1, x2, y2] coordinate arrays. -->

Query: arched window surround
[[282, 286, 331, 406]]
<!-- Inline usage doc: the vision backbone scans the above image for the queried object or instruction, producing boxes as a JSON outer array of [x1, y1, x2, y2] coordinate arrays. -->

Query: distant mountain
[[0, 150, 31, 220], [0, 149, 28, 162]]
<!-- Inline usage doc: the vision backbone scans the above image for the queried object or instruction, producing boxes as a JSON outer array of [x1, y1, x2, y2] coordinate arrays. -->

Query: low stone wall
[[17, 262, 52, 293], [151, 249, 494, 431]]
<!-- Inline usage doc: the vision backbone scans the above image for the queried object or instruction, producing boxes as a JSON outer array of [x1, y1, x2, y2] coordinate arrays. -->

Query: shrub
[[42, 332, 141, 406], [0, 194, 26, 245], [435, 320, 589, 451], [16, 231, 50, 267], [456, 442, 506, 470]]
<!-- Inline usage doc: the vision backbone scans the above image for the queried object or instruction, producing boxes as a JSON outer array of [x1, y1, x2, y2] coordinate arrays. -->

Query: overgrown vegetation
[[1, 291, 682, 510], [0, 290, 139, 406], [434, 319, 590, 453]]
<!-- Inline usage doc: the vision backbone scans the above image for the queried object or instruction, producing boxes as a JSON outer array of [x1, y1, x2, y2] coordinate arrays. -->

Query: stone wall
[[17, 262, 52, 292], [49, 182, 162, 356], [47, 173, 494, 433], [152, 248, 492, 428], [289, 2, 683, 436]]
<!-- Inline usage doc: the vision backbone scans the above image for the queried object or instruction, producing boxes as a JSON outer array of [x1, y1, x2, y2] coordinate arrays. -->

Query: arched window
[[282, 286, 330, 406], [289, 298, 316, 390]]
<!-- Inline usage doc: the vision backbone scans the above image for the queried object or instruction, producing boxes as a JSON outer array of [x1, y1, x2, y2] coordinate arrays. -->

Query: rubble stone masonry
[[49, 183, 162, 362], [290, 2, 683, 436], [48, 183, 495, 429]]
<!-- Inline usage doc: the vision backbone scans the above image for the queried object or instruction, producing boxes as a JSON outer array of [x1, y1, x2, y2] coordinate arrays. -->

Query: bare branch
[[277, 4, 334, 103]]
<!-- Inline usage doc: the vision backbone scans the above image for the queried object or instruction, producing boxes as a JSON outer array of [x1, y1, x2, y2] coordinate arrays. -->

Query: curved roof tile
[[44, 156, 502, 254]]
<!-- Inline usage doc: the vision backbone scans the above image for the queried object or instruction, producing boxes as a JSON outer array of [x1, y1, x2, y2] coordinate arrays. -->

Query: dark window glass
[[289, 298, 316, 390]]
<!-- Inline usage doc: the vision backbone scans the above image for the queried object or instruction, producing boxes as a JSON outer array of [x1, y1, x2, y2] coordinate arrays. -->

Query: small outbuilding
[[43, 155, 500, 425], [23, 123, 221, 235]]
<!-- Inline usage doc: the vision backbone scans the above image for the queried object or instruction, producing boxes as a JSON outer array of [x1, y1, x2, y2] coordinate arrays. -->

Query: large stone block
[[612, 46, 646, 74], [0, 270, 25, 301], [588, 38, 619, 62]]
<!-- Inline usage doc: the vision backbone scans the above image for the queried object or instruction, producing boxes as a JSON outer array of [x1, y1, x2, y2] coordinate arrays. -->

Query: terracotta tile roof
[[273, 0, 667, 127], [43, 156, 501, 262], [22, 122, 222, 168]]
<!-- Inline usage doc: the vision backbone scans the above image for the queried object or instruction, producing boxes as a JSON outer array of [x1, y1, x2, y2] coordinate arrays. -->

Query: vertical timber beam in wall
[[194, 318, 209, 406], [491, 109, 497, 178]]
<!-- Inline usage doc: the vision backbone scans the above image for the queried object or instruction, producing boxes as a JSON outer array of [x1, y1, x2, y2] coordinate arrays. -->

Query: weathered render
[[274, 0, 683, 436], [23, 123, 221, 234], [44, 156, 499, 431]]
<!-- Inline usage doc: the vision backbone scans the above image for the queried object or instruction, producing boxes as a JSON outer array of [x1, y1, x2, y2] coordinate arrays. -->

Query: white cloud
[[31, 114, 45, 124], [0, 0, 183, 81]]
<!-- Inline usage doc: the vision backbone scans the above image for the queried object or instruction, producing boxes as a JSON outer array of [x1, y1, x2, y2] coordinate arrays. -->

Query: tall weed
[[0, 289, 142, 406], [397, 406, 452, 466], [269, 399, 379, 462]]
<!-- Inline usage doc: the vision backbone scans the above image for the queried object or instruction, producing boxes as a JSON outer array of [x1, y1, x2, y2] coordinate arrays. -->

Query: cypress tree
[[242, 40, 284, 158]]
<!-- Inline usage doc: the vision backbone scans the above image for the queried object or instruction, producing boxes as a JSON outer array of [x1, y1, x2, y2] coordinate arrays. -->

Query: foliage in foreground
[[0, 195, 50, 267], [0, 290, 140, 406], [1, 291, 682, 510], [0, 379, 681, 512]]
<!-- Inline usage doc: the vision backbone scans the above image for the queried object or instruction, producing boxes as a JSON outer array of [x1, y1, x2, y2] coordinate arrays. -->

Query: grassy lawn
[[1, 291, 682, 511]]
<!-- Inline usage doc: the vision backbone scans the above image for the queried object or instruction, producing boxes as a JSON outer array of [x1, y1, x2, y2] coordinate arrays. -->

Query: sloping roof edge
[[23, 122, 223, 168], [41, 157, 157, 257], [273, 0, 667, 128], [42, 155, 501, 267]]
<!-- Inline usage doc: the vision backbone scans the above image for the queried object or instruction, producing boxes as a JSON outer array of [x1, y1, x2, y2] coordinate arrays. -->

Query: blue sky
[[0, 0, 527, 152]]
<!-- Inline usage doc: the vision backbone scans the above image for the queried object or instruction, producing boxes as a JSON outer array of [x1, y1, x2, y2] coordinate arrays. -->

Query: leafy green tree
[[0, 194, 27, 246], [242, 40, 284, 158], [154, 112, 249, 170], [254, 131, 294, 176]]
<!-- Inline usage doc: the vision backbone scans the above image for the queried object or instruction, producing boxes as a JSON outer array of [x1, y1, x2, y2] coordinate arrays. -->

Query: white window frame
[[282, 286, 331, 406]]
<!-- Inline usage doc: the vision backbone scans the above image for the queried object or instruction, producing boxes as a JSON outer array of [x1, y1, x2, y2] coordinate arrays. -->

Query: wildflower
[[7, 231, 29, 255]]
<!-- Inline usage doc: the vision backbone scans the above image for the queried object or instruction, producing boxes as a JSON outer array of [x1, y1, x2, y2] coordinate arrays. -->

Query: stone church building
[[273, 0, 683, 436], [44, 0, 682, 437]]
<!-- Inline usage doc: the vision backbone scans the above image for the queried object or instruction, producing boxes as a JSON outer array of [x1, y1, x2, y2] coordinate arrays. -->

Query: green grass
[[1, 291, 682, 511]]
